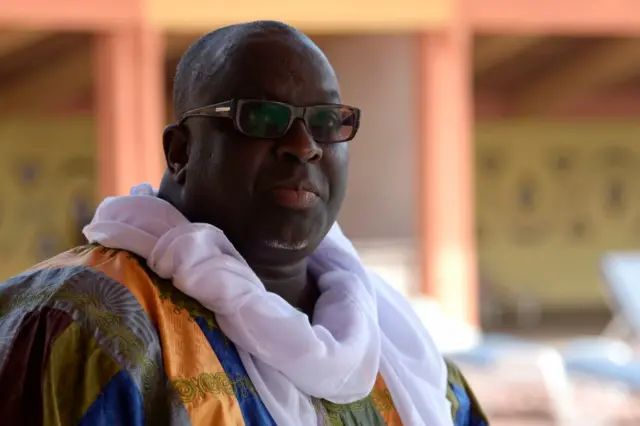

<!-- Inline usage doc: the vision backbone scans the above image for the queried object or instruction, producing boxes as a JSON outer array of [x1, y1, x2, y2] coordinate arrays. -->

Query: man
[[0, 21, 487, 426]]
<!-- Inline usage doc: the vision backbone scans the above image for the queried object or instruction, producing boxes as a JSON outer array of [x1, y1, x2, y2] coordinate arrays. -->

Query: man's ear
[[163, 124, 189, 184]]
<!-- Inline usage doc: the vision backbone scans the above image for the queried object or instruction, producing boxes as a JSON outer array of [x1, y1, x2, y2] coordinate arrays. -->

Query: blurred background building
[[4, 0, 640, 423], [3, 0, 640, 327]]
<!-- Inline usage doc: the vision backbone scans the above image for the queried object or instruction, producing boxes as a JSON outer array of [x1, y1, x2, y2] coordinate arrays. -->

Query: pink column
[[94, 27, 165, 200], [417, 14, 478, 326]]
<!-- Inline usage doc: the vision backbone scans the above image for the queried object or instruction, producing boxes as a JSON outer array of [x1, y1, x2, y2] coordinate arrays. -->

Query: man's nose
[[275, 120, 323, 163]]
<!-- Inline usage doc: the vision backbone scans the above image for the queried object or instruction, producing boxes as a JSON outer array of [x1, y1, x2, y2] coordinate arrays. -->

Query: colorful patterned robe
[[0, 243, 489, 426]]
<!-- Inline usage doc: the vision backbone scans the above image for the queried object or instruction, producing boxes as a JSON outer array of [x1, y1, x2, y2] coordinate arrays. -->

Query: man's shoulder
[[34, 242, 146, 275], [0, 243, 160, 317], [0, 244, 165, 365], [0, 245, 184, 425]]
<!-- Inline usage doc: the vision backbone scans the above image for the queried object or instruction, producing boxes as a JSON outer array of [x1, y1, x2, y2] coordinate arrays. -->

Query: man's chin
[[235, 237, 315, 268], [257, 215, 325, 248], [262, 239, 310, 251]]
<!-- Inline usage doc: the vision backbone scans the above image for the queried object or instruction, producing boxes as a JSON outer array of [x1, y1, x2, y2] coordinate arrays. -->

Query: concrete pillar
[[417, 13, 478, 326], [94, 27, 165, 199]]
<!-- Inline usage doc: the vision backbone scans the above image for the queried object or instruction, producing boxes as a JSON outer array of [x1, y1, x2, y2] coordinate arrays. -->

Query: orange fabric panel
[[372, 374, 403, 426]]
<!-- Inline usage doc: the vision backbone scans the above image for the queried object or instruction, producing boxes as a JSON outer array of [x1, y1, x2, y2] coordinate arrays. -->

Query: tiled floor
[[453, 314, 640, 426], [456, 328, 640, 425], [463, 366, 640, 425]]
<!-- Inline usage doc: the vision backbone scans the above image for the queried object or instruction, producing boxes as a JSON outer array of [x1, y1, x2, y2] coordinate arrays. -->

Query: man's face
[[170, 33, 349, 264]]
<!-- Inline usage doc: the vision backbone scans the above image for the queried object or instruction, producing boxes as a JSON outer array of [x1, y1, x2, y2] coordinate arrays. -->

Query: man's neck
[[249, 260, 319, 316]]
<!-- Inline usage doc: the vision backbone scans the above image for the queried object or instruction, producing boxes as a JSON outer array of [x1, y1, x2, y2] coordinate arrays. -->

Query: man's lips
[[270, 188, 320, 210], [268, 180, 321, 210]]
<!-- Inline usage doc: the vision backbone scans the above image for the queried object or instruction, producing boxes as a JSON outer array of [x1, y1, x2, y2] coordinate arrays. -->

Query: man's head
[[160, 21, 356, 267]]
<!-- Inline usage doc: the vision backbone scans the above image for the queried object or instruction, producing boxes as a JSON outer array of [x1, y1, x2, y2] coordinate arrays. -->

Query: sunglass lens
[[306, 106, 356, 142], [237, 101, 291, 138]]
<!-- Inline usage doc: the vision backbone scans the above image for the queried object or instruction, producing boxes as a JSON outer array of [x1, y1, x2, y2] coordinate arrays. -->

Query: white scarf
[[84, 183, 452, 426]]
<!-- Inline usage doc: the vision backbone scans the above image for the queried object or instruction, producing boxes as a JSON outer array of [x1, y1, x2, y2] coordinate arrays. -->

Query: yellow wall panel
[[476, 120, 640, 309], [0, 117, 94, 280], [146, 0, 451, 33]]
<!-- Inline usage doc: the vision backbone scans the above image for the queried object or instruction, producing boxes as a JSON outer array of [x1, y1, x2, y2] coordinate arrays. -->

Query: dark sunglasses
[[178, 99, 361, 144]]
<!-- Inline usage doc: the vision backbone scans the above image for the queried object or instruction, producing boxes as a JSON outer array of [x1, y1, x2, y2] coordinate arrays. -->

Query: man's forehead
[[227, 32, 333, 78], [193, 31, 340, 105]]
